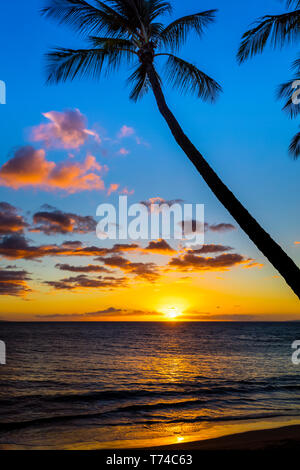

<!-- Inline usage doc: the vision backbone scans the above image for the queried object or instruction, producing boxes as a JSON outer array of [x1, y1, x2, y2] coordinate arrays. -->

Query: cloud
[[0, 235, 140, 260], [0, 147, 54, 188], [36, 307, 160, 320], [186, 244, 233, 254], [55, 263, 111, 273], [144, 239, 176, 254], [242, 261, 264, 269], [118, 148, 130, 156], [209, 223, 235, 233], [167, 252, 254, 272], [30, 109, 100, 149], [84, 308, 160, 318], [85, 307, 123, 316], [117, 125, 135, 139], [98, 254, 159, 281], [44, 274, 126, 291], [31, 209, 96, 235], [107, 243, 140, 253], [180, 220, 235, 234], [0, 267, 32, 297], [119, 187, 134, 195], [141, 197, 184, 213], [0, 147, 106, 193], [179, 219, 204, 235], [0, 202, 28, 235], [107, 183, 120, 196]]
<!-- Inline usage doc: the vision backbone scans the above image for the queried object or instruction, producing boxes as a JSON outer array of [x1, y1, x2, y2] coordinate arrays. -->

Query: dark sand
[[150, 424, 300, 450]]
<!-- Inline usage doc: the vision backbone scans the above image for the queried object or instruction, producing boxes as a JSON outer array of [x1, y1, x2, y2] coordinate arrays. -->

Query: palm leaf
[[277, 78, 300, 117], [100, 0, 146, 30], [159, 10, 217, 52], [291, 54, 300, 71], [43, 1, 221, 103], [237, 11, 300, 63], [107, 0, 171, 21], [286, 1, 300, 9], [89, 36, 136, 50], [145, 0, 172, 21], [41, 0, 133, 38], [162, 54, 222, 102], [289, 130, 300, 158], [45, 45, 134, 83], [126, 62, 150, 101]]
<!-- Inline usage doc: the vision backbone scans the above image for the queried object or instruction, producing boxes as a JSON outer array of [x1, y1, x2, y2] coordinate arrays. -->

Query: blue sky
[[0, 0, 299, 319]]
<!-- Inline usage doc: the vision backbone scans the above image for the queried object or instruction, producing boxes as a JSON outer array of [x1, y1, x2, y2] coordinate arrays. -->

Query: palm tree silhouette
[[42, 0, 300, 299], [238, 0, 300, 158]]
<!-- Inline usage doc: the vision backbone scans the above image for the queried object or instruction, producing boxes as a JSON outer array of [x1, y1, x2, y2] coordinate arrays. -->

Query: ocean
[[1, 321, 300, 449]]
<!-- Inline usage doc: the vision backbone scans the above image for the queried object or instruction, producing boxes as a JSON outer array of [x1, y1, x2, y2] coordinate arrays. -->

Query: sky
[[0, 0, 299, 321]]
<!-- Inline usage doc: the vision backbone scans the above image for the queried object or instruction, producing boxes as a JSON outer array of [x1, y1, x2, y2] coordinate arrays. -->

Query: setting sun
[[162, 307, 182, 320]]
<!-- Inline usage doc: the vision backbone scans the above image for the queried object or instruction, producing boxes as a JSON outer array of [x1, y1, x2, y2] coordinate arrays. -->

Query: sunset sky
[[0, 0, 300, 321]]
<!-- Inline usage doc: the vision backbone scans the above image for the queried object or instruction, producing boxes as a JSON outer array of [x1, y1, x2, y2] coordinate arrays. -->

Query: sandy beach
[[151, 424, 300, 450]]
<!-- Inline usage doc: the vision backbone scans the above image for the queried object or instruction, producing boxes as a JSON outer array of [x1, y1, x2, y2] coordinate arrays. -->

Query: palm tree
[[41, 0, 300, 299], [238, 0, 300, 158]]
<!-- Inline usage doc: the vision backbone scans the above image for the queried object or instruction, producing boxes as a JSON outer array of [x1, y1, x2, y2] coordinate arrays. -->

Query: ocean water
[[1, 322, 300, 449]]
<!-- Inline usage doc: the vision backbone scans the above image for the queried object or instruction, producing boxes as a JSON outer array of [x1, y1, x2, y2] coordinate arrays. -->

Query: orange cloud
[[119, 187, 134, 195], [0, 236, 140, 260], [117, 125, 135, 139], [31, 209, 96, 235], [30, 109, 100, 149], [0, 147, 106, 193], [143, 239, 176, 254], [97, 254, 159, 281], [0, 202, 28, 235], [167, 253, 256, 272], [0, 267, 32, 297], [107, 183, 120, 196], [44, 274, 127, 291], [118, 148, 130, 155]]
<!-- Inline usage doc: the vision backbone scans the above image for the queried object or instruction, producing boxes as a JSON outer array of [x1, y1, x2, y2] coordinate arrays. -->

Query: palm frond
[[101, 0, 145, 28], [237, 11, 300, 63], [89, 36, 136, 50], [159, 10, 217, 52], [277, 78, 300, 117], [285, 0, 300, 9], [149, 22, 164, 38], [146, 0, 172, 21], [104, 0, 171, 39], [289, 129, 300, 158], [126, 62, 150, 101], [292, 55, 300, 71], [41, 0, 132, 37], [162, 54, 222, 102], [42, 1, 221, 105], [89, 36, 137, 73], [45, 45, 134, 83]]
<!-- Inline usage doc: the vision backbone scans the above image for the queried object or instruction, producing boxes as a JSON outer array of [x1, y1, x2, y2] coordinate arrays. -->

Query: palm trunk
[[147, 63, 300, 300]]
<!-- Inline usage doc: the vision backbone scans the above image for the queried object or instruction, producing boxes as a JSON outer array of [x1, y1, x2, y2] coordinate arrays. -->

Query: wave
[[1, 409, 300, 433], [3, 381, 300, 407]]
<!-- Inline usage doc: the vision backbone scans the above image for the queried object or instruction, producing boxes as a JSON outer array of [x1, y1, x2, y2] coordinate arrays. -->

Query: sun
[[162, 307, 182, 320]]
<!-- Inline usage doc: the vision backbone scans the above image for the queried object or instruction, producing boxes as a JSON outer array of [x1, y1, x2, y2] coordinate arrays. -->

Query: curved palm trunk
[[146, 63, 300, 300]]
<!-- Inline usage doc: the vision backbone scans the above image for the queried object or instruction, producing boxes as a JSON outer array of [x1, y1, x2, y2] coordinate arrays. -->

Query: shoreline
[[147, 424, 300, 450], [1, 423, 300, 450]]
